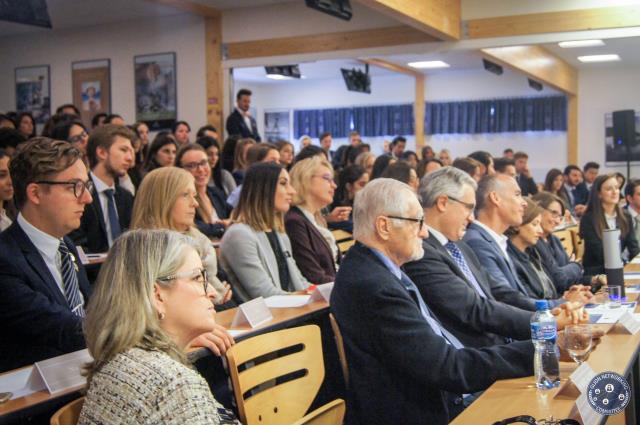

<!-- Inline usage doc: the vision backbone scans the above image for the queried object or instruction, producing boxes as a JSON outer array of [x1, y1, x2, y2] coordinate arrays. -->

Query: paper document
[[264, 295, 311, 308]]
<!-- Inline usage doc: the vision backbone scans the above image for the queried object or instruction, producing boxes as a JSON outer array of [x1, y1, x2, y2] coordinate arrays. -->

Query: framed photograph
[[72, 59, 111, 127], [134, 52, 177, 130], [604, 112, 640, 164], [264, 109, 291, 143], [15, 65, 50, 124]]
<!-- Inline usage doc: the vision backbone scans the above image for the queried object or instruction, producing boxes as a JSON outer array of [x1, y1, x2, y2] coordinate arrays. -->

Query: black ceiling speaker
[[0, 0, 52, 28], [305, 0, 353, 21], [528, 78, 543, 91], [341, 65, 370, 94], [483, 59, 503, 75]]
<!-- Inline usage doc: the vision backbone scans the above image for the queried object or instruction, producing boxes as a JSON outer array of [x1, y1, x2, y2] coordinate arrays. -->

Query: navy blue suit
[[463, 222, 536, 311], [331, 242, 534, 425], [573, 182, 590, 206], [225, 109, 261, 142], [0, 222, 91, 372]]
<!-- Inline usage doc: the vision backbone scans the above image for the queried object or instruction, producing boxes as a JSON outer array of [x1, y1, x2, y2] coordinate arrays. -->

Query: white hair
[[353, 178, 418, 241], [419, 166, 477, 208]]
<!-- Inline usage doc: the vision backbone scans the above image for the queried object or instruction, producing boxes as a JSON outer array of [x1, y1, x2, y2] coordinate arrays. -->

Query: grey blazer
[[220, 223, 310, 302]]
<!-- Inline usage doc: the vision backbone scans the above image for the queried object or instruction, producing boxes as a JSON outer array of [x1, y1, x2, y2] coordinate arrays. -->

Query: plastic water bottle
[[531, 300, 560, 390]]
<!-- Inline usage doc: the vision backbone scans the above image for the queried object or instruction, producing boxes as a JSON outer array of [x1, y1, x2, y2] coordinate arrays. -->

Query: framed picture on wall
[[71, 59, 111, 128], [15, 65, 50, 124], [134, 52, 177, 130], [604, 112, 640, 164], [264, 109, 291, 143]]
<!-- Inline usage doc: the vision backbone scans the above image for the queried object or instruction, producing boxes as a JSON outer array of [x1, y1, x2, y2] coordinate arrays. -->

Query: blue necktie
[[399, 272, 464, 349], [445, 241, 487, 299], [104, 188, 121, 244], [58, 241, 85, 317]]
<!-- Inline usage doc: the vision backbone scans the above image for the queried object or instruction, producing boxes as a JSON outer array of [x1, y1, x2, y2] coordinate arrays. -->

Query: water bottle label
[[531, 322, 557, 340]]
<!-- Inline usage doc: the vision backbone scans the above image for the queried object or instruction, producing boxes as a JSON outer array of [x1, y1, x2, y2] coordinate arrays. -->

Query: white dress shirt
[[91, 172, 118, 247], [0, 209, 11, 232], [236, 107, 252, 131], [426, 225, 448, 247], [473, 220, 509, 259]]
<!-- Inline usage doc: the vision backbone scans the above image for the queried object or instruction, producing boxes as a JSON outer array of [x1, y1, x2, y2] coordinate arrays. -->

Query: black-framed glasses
[[157, 268, 210, 295], [35, 179, 94, 199], [182, 159, 209, 171], [448, 196, 475, 211], [544, 207, 563, 219], [493, 416, 580, 425], [386, 215, 424, 231], [68, 131, 88, 144]]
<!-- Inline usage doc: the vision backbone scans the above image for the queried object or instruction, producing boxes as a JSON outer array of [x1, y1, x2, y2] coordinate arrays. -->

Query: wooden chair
[[329, 313, 349, 388], [570, 228, 584, 261], [291, 399, 345, 425], [225, 325, 343, 425], [330, 229, 352, 243], [337, 239, 355, 255], [554, 229, 574, 258], [50, 397, 84, 425]]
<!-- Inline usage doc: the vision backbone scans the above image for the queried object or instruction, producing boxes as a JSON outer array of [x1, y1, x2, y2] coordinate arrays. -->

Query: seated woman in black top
[[329, 164, 369, 233], [143, 133, 177, 173], [580, 173, 640, 274], [176, 144, 231, 239]]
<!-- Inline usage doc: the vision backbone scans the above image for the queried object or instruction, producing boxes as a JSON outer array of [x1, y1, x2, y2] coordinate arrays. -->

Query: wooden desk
[[0, 300, 333, 425], [451, 280, 640, 424]]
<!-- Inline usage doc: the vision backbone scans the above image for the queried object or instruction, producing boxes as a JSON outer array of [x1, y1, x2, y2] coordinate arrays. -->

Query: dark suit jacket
[[463, 222, 536, 311], [0, 222, 91, 372], [403, 235, 532, 348], [284, 207, 336, 284], [580, 209, 640, 274], [225, 109, 261, 141], [535, 237, 587, 291], [507, 241, 559, 300], [195, 186, 231, 239], [68, 177, 134, 253], [574, 182, 590, 206], [331, 242, 534, 425], [517, 174, 538, 197]]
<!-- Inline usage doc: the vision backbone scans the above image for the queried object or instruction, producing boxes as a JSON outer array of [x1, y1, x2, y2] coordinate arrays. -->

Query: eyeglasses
[[182, 159, 209, 171], [314, 174, 335, 184], [544, 208, 563, 219], [386, 215, 424, 231], [68, 131, 88, 144], [493, 415, 580, 425], [35, 179, 94, 199], [157, 268, 210, 295], [448, 196, 475, 211]]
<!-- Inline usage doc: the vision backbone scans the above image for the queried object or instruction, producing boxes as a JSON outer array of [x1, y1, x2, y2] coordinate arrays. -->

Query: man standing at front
[[331, 178, 534, 425], [226, 88, 261, 141]]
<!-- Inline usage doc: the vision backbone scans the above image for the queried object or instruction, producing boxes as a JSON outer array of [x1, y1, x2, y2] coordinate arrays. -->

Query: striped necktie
[[445, 241, 487, 299], [58, 240, 85, 317]]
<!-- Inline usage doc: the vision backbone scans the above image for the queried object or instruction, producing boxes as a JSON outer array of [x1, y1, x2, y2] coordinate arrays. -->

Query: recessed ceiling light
[[558, 39, 605, 48], [408, 60, 450, 69], [266, 74, 293, 80], [577, 54, 621, 63]]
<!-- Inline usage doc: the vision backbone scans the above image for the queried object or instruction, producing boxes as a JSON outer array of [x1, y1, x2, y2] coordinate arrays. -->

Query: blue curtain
[[351, 104, 413, 137], [425, 96, 566, 134], [293, 108, 351, 138]]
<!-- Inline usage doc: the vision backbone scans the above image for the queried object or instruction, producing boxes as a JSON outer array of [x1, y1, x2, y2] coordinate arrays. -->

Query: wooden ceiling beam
[[145, 0, 221, 18]]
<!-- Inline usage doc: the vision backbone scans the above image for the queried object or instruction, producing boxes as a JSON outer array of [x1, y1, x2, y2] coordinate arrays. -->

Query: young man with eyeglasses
[[0, 137, 93, 372], [69, 124, 135, 254]]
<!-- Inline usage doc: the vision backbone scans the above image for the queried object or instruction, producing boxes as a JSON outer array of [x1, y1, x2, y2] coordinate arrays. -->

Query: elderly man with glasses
[[330, 178, 536, 425]]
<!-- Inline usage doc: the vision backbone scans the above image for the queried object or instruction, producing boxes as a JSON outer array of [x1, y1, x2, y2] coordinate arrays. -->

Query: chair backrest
[[554, 229, 574, 258], [330, 229, 352, 243], [569, 227, 584, 261], [50, 397, 84, 425], [291, 399, 345, 425], [337, 239, 355, 256], [225, 325, 325, 425], [329, 313, 349, 388]]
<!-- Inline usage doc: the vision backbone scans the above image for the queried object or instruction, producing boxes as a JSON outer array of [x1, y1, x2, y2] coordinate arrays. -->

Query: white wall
[[237, 68, 565, 181], [578, 66, 640, 176], [0, 13, 207, 128]]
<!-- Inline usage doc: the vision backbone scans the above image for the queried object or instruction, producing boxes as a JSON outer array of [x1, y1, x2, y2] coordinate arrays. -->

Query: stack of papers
[[586, 302, 637, 324]]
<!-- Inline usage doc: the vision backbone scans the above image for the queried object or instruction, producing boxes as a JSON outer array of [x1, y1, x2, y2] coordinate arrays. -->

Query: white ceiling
[[544, 36, 640, 68]]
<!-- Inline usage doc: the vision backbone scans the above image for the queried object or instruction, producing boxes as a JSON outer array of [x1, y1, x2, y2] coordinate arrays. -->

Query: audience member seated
[[581, 173, 640, 274], [0, 138, 92, 372], [417, 158, 443, 179], [468, 151, 495, 177], [494, 157, 516, 177], [298, 135, 312, 149], [320, 131, 334, 162], [330, 164, 369, 233], [381, 160, 419, 192], [332, 130, 361, 171], [231, 137, 256, 185], [370, 154, 395, 180], [133, 121, 150, 163], [331, 178, 538, 425], [544, 168, 571, 210], [56, 103, 80, 117], [173, 120, 191, 146], [176, 144, 231, 239], [0, 114, 15, 129], [514, 151, 538, 196], [564, 165, 587, 215], [0, 127, 26, 157], [91, 112, 107, 129], [404, 167, 536, 348], [439, 148, 452, 166], [578, 161, 599, 195], [221, 135, 239, 173], [50, 117, 89, 157], [196, 124, 218, 140], [285, 156, 339, 284], [388, 136, 406, 159], [220, 163, 310, 302], [143, 133, 178, 173], [78, 229, 238, 425], [16, 112, 36, 139], [625, 179, 640, 241], [131, 167, 232, 305], [275, 140, 294, 170], [103, 113, 125, 126], [226, 88, 261, 142], [69, 125, 135, 254], [227, 142, 280, 208], [294, 145, 326, 163], [354, 151, 375, 176], [196, 136, 236, 196], [452, 157, 482, 182], [0, 149, 15, 231], [401, 150, 419, 169], [421, 145, 435, 160]]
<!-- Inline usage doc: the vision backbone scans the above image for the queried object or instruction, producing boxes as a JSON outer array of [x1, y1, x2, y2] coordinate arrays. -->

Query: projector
[[305, 0, 353, 21]]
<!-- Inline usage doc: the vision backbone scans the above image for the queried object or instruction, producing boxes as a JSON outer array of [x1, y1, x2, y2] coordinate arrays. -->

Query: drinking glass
[[564, 325, 592, 365], [606, 286, 622, 309]]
